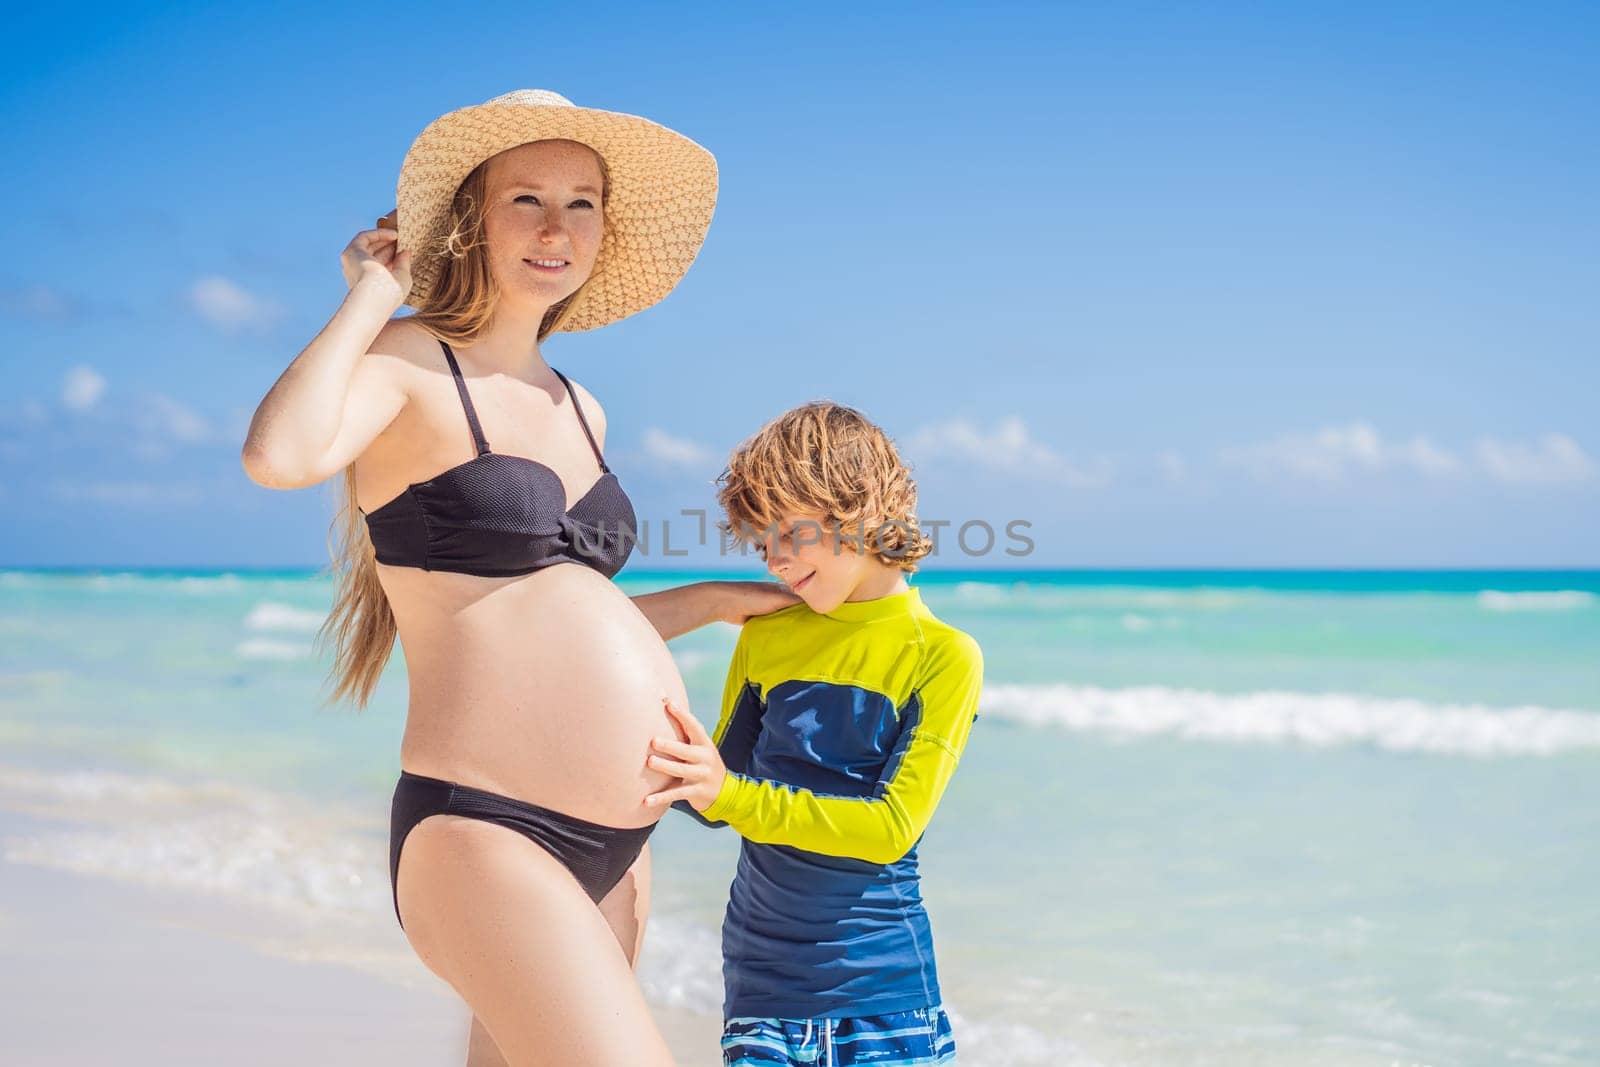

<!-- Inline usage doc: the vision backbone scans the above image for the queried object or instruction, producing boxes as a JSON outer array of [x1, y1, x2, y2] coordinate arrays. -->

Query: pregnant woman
[[241, 90, 793, 1065]]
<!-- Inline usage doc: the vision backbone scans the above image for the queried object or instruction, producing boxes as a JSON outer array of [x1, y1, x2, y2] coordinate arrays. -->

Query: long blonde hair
[[317, 143, 609, 709]]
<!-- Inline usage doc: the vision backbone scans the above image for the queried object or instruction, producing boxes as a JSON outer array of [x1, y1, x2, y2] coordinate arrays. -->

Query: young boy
[[645, 401, 984, 1066]]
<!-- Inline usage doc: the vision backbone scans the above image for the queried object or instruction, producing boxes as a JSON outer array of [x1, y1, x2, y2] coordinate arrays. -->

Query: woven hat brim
[[396, 101, 718, 332]]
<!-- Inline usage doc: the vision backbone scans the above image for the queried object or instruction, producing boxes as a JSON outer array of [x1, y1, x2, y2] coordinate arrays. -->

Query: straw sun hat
[[394, 89, 718, 332]]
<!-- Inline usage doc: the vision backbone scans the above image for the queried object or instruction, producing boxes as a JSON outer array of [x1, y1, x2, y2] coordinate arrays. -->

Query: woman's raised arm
[[240, 224, 413, 489]]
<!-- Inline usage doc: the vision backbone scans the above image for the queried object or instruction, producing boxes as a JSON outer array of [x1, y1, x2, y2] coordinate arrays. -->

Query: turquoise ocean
[[2, 568, 1597, 1066]]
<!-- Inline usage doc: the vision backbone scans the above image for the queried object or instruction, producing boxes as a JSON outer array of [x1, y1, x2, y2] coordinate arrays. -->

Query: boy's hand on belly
[[644, 696, 727, 813]]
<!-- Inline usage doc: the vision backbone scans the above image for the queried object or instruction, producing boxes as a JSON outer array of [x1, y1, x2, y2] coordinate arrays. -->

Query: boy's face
[[755, 511, 875, 612]]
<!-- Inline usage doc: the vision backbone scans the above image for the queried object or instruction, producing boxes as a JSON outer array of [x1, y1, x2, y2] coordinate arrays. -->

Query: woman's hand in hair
[[339, 210, 413, 305]]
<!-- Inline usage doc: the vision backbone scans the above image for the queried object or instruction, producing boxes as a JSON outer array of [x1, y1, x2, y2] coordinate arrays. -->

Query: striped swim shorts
[[721, 1004, 956, 1066]]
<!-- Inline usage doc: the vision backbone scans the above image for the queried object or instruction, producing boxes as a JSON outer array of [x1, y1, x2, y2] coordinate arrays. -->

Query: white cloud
[[1397, 435, 1463, 476], [7, 383, 218, 465], [148, 394, 211, 444], [1, 284, 73, 320], [1158, 450, 1188, 484], [1220, 423, 1598, 489], [124, 394, 214, 460], [187, 276, 280, 332], [1221, 422, 1462, 482], [908, 416, 1111, 488], [642, 427, 716, 470], [62, 365, 107, 412], [1477, 434, 1595, 485], [51, 480, 203, 505]]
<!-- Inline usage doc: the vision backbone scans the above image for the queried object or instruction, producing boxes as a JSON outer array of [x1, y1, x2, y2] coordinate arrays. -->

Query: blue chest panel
[[751, 680, 904, 797]]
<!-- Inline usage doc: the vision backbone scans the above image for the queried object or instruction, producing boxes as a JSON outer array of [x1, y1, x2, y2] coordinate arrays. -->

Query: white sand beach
[[0, 807, 721, 1066]]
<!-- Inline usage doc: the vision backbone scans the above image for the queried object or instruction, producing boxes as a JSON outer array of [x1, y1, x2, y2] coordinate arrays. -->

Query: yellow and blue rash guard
[[678, 584, 984, 1020]]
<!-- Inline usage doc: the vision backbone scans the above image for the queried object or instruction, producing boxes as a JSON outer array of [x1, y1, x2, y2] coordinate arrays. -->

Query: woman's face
[[755, 511, 873, 612], [481, 139, 605, 310]]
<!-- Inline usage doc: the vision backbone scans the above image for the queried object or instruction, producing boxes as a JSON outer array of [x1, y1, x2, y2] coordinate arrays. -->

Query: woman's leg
[[599, 841, 652, 967], [399, 816, 675, 1067], [465, 1018, 509, 1067], [463, 843, 655, 1066]]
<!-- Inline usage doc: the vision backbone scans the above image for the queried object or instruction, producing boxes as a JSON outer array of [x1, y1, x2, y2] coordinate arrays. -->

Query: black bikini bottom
[[388, 770, 657, 929]]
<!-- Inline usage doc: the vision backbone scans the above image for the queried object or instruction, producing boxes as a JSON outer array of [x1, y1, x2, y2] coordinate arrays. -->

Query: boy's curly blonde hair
[[716, 401, 933, 572]]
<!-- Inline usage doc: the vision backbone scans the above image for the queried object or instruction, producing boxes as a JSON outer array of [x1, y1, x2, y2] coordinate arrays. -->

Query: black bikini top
[[362, 340, 637, 579]]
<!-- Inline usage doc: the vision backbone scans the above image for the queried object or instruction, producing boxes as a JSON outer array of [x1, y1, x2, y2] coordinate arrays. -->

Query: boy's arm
[[673, 625, 762, 828], [703, 632, 983, 864]]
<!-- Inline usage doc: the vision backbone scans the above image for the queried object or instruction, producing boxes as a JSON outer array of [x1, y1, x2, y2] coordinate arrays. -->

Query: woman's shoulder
[[351, 320, 462, 412], [556, 369, 608, 440], [369, 316, 450, 372]]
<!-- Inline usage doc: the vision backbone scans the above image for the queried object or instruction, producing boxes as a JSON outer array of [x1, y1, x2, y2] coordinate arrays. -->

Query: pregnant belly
[[390, 563, 688, 828]]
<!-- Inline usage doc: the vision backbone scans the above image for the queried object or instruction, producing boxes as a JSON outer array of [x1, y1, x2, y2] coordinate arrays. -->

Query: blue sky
[[2, 1, 1596, 568]]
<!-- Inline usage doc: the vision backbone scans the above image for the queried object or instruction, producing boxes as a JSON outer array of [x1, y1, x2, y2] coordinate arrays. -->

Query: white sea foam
[[0, 766, 256, 807], [981, 683, 1600, 757], [670, 650, 713, 673], [69, 572, 247, 595], [235, 639, 310, 661], [1477, 589, 1597, 612], [952, 581, 1254, 612], [0, 767, 387, 918], [178, 574, 244, 594], [953, 580, 1013, 605], [636, 914, 723, 1011], [0, 763, 1082, 1063], [243, 601, 326, 632], [82, 572, 144, 592], [5, 818, 384, 914], [1116, 613, 1181, 633], [0, 669, 73, 689], [945, 1008, 1106, 1067]]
